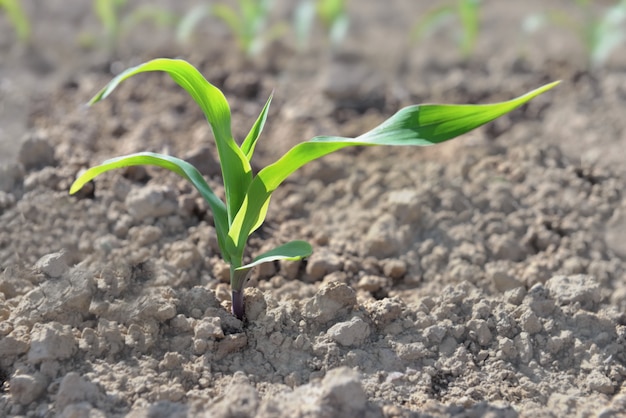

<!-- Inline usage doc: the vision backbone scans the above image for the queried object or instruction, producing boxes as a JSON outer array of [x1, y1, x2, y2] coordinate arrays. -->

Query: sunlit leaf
[[69, 152, 232, 263], [71, 57, 559, 320], [241, 93, 273, 161], [88, 58, 252, 225], [228, 81, 561, 250], [237, 240, 312, 271]]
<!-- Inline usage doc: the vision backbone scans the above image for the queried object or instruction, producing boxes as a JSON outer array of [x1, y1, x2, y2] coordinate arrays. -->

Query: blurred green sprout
[[81, 0, 177, 52], [523, 0, 626, 68], [178, 0, 286, 57], [0, 0, 30, 43], [294, 0, 349, 50], [70, 58, 558, 320], [411, 0, 482, 58]]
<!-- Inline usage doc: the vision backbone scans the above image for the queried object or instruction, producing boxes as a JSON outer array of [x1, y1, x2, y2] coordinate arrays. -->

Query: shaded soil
[[1, 1, 626, 417]]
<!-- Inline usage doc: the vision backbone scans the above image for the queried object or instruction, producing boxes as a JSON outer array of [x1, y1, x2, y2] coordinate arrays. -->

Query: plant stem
[[232, 289, 244, 319], [230, 265, 250, 320]]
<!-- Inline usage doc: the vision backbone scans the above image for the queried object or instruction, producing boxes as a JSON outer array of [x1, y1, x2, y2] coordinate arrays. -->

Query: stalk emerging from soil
[[69, 58, 559, 320]]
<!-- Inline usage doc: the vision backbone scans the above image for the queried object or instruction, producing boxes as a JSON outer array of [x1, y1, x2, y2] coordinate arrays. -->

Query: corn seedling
[[411, 0, 481, 58], [0, 0, 30, 43], [178, 0, 285, 57], [85, 0, 176, 52], [523, 0, 626, 68], [70, 58, 559, 320], [294, 0, 349, 50]]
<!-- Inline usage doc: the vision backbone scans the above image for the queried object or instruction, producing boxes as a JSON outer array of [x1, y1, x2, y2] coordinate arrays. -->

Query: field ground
[[1, 1, 626, 416]]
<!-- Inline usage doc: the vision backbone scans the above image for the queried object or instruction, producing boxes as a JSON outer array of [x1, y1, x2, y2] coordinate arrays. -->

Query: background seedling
[[178, 0, 286, 57], [0, 0, 30, 43], [294, 0, 349, 51], [69, 58, 558, 320], [81, 0, 176, 53], [411, 0, 481, 59], [523, 0, 626, 68]]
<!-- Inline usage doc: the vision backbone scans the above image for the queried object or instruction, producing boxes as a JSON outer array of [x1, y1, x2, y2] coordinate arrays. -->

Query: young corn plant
[[294, 0, 349, 50], [69, 58, 559, 320], [523, 0, 626, 68], [0, 0, 30, 43], [411, 0, 482, 59], [83, 0, 176, 53], [178, 0, 285, 57]]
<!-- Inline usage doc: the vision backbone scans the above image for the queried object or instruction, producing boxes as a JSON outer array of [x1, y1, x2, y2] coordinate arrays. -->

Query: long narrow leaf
[[0, 0, 31, 42], [458, 0, 480, 56], [231, 240, 312, 291], [69, 152, 232, 262], [241, 93, 273, 161], [89, 58, 252, 226], [228, 81, 561, 250], [212, 4, 242, 33], [95, 0, 118, 39], [236, 240, 312, 271]]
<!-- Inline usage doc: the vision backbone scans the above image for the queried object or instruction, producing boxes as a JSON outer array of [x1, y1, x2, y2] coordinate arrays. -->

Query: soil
[[1, 1, 626, 417]]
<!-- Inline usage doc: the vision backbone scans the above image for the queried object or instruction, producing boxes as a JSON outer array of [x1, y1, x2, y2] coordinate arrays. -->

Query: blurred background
[[1, 0, 625, 165]]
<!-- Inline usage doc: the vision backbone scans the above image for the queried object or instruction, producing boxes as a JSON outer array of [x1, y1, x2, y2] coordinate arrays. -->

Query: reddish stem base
[[232, 289, 244, 320]]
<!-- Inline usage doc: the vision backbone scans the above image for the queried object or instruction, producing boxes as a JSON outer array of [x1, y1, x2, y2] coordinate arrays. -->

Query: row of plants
[[412, 0, 626, 68], [1, 0, 348, 56], [2, 0, 625, 67]]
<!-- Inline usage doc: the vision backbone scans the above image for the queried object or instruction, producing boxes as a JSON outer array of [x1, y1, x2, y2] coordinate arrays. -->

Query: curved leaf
[[236, 240, 312, 270], [69, 152, 232, 262], [89, 58, 251, 225], [0, 0, 31, 42], [231, 240, 312, 291], [228, 81, 561, 250]]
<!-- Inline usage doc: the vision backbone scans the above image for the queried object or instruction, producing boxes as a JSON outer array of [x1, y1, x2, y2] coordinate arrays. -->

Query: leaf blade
[[89, 58, 251, 226], [0, 0, 31, 42], [236, 240, 313, 271], [231, 240, 312, 291], [69, 152, 232, 263], [241, 93, 273, 161], [228, 81, 560, 250]]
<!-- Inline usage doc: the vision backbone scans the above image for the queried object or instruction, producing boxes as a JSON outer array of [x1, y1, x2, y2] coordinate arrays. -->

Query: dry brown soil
[[1, 1, 626, 417]]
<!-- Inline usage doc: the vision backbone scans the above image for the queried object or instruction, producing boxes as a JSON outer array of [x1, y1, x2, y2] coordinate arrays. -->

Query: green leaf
[[236, 240, 313, 270], [88, 58, 252, 226], [213, 4, 248, 50], [228, 81, 561, 250], [241, 93, 273, 161], [69, 152, 232, 263], [590, 1, 626, 67], [95, 0, 120, 45], [0, 0, 31, 42], [329, 13, 349, 46], [411, 5, 454, 42], [458, 0, 481, 56], [317, 0, 345, 29], [213, 0, 273, 56], [231, 240, 312, 291], [176, 4, 210, 43], [121, 5, 177, 33], [212, 4, 242, 33]]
